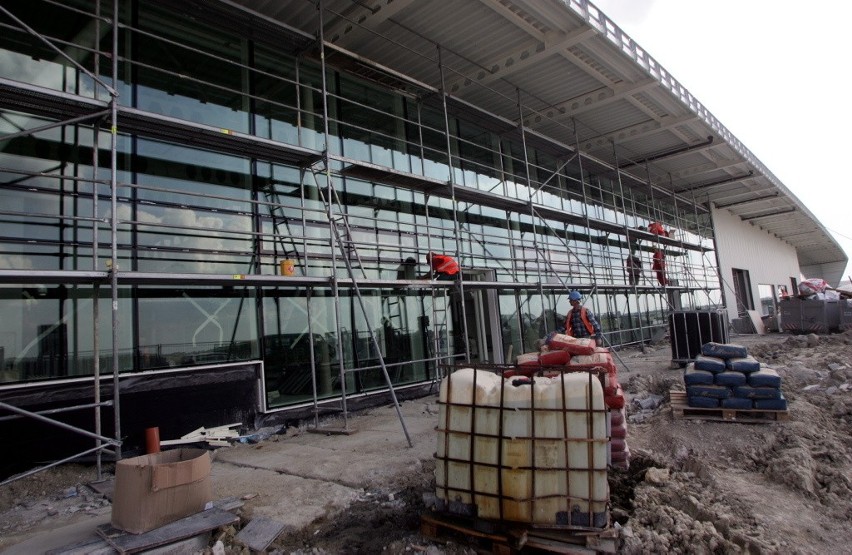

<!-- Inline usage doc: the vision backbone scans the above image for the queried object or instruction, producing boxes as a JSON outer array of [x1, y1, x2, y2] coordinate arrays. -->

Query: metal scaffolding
[[0, 0, 726, 473], [0, 0, 122, 485]]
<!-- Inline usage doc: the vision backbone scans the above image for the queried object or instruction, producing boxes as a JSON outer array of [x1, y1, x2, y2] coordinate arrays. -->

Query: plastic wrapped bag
[[798, 278, 828, 296]]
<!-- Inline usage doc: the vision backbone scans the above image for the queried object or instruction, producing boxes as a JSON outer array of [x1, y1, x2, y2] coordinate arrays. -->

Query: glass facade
[[0, 1, 722, 410]]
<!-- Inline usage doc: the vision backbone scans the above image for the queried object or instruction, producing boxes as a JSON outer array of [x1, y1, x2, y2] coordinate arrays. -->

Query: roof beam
[[523, 78, 657, 127], [618, 136, 714, 169], [740, 207, 796, 221], [676, 171, 754, 193], [782, 229, 820, 239], [446, 26, 597, 94], [323, 0, 417, 45], [714, 192, 779, 209], [669, 159, 749, 181], [581, 114, 699, 151]]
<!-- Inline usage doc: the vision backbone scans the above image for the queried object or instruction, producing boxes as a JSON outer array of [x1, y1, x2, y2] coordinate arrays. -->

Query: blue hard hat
[[569, 290, 582, 301]]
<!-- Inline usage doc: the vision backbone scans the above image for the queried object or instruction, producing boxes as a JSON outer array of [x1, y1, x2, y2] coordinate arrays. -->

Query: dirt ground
[[1, 330, 850, 554]]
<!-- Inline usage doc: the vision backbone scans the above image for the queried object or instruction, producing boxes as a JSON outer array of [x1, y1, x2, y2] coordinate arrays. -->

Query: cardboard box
[[111, 448, 213, 534]]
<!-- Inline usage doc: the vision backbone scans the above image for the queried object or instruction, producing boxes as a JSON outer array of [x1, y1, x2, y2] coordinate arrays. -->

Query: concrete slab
[[207, 396, 441, 528], [2, 509, 112, 555]]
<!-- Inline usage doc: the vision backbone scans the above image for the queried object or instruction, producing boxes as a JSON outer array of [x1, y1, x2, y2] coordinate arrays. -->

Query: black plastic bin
[[669, 310, 729, 366]]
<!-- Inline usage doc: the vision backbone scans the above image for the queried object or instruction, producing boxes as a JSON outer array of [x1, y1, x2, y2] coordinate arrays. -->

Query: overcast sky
[[591, 0, 852, 283]]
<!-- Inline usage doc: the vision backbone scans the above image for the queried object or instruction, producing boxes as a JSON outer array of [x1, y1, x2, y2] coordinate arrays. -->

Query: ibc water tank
[[435, 369, 608, 527]]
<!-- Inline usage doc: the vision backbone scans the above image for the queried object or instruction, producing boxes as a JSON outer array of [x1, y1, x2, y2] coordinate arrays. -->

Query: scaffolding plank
[[235, 516, 288, 552], [96, 508, 238, 554]]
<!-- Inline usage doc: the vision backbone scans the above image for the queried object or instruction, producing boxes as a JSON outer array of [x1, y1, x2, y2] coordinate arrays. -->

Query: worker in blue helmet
[[565, 290, 603, 344]]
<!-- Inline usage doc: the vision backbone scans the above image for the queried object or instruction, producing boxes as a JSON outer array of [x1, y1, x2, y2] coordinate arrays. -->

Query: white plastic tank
[[436, 368, 502, 511], [435, 369, 608, 527]]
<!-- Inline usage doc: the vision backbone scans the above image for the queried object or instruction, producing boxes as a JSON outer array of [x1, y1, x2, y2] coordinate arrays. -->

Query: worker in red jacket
[[652, 248, 668, 286], [648, 221, 671, 237], [424, 252, 460, 281]]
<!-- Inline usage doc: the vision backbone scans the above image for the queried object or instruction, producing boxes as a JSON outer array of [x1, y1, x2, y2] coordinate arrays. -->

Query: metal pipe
[[110, 0, 121, 460], [617, 136, 713, 170], [0, 402, 120, 445], [0, 444, 115, 487], [676, 171, 754, 193], [0, 400, 113, 423], [436, 44, 471, 365]]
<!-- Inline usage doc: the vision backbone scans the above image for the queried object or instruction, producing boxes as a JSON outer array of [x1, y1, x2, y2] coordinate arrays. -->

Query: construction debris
[[159, 423, 242, 448]]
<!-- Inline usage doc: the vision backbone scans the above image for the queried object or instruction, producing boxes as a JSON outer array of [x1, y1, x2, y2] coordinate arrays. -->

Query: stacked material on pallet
[[514, 333, 597, 369], [513, 338, 630, 470], [608, 407, 629, 470], [684, 342, 787, 410]]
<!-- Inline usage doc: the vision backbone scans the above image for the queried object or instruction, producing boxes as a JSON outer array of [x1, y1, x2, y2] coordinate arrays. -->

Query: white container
[[436, 368, 502, 509], [436, 369, 608, 527]]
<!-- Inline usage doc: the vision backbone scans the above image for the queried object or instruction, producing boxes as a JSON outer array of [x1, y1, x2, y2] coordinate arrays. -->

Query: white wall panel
[[712, 207, 800, 324]]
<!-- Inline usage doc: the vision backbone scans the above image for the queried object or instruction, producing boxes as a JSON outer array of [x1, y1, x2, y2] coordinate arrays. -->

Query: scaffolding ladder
[[307, 158, 412, 446]]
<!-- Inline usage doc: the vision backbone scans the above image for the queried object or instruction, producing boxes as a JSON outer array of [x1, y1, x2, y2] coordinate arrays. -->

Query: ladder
[[309, 160, 413, 447], [429, 287, 451, 385], [263, 184, 303, 275]]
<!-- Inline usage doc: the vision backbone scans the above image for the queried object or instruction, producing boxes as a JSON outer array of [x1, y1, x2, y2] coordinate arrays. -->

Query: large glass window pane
[[0, 1, 118, 99], [134, 3, 248, 132], [136, 287, 258, 370], [263, 290, 318, 407], [0, 285, 132, 383]]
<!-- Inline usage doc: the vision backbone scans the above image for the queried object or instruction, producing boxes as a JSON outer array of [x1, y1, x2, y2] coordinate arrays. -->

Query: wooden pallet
[[420, 512, 617, 554], [670, 390, 789, 423]]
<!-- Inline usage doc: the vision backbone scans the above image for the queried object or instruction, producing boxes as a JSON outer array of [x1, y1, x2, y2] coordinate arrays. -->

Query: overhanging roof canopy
[[226, 0, 845, 272]]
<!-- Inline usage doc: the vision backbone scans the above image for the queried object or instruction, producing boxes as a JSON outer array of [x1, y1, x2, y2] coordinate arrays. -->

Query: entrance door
[[732, 268, 754, 317], [450, 270, 504, 364]]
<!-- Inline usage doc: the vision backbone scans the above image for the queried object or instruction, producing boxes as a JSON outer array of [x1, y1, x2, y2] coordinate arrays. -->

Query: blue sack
[[684, 365, 714, 385], [701, 342, 748, 359], [727, 356, 761, 373], [722, 397, 753, 410], [748, 368, 782, 388], [687, 385, 731, 399], [688, 396, 720, 408], [734, 385, 781, 400], [714, 371, 747, 387], [694, 355, 727, 373], [754, 395, 787, 411]]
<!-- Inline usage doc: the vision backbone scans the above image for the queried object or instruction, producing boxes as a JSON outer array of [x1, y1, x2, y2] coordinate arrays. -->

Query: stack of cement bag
[[607, 405, 629, 470], [683, 342, 787, 411], [515, 333, 630, 469], [569, 348, 629, 470]]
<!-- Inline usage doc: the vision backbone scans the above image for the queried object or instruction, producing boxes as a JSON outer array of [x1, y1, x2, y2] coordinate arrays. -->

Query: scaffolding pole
[[311, 1, 411, 446]]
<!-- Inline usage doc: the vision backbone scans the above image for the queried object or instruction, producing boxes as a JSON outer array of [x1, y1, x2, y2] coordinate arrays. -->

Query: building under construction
[[0, 0, 847, 477]]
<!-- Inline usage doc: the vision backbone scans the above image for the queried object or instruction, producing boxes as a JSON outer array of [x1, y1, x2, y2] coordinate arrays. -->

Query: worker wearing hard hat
[[564, 290, 603, 343]]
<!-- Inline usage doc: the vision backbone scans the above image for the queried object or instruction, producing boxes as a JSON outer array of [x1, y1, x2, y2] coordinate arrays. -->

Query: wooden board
[[746, 310, 766, 335], [47, 535, 207, 555], [420, 512, 616, 555], [96, 508, 238, 554], [670, 390, 788, 423], [235, 516, 288, 552]]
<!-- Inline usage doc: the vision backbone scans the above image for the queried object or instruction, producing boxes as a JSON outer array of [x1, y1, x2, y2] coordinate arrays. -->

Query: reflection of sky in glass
[[0, 45, 99, 99]]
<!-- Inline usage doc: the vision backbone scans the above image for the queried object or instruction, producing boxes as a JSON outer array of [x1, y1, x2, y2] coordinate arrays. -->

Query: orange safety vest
[[429, 254, 459, 275], [565, 307, 595, 337]]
